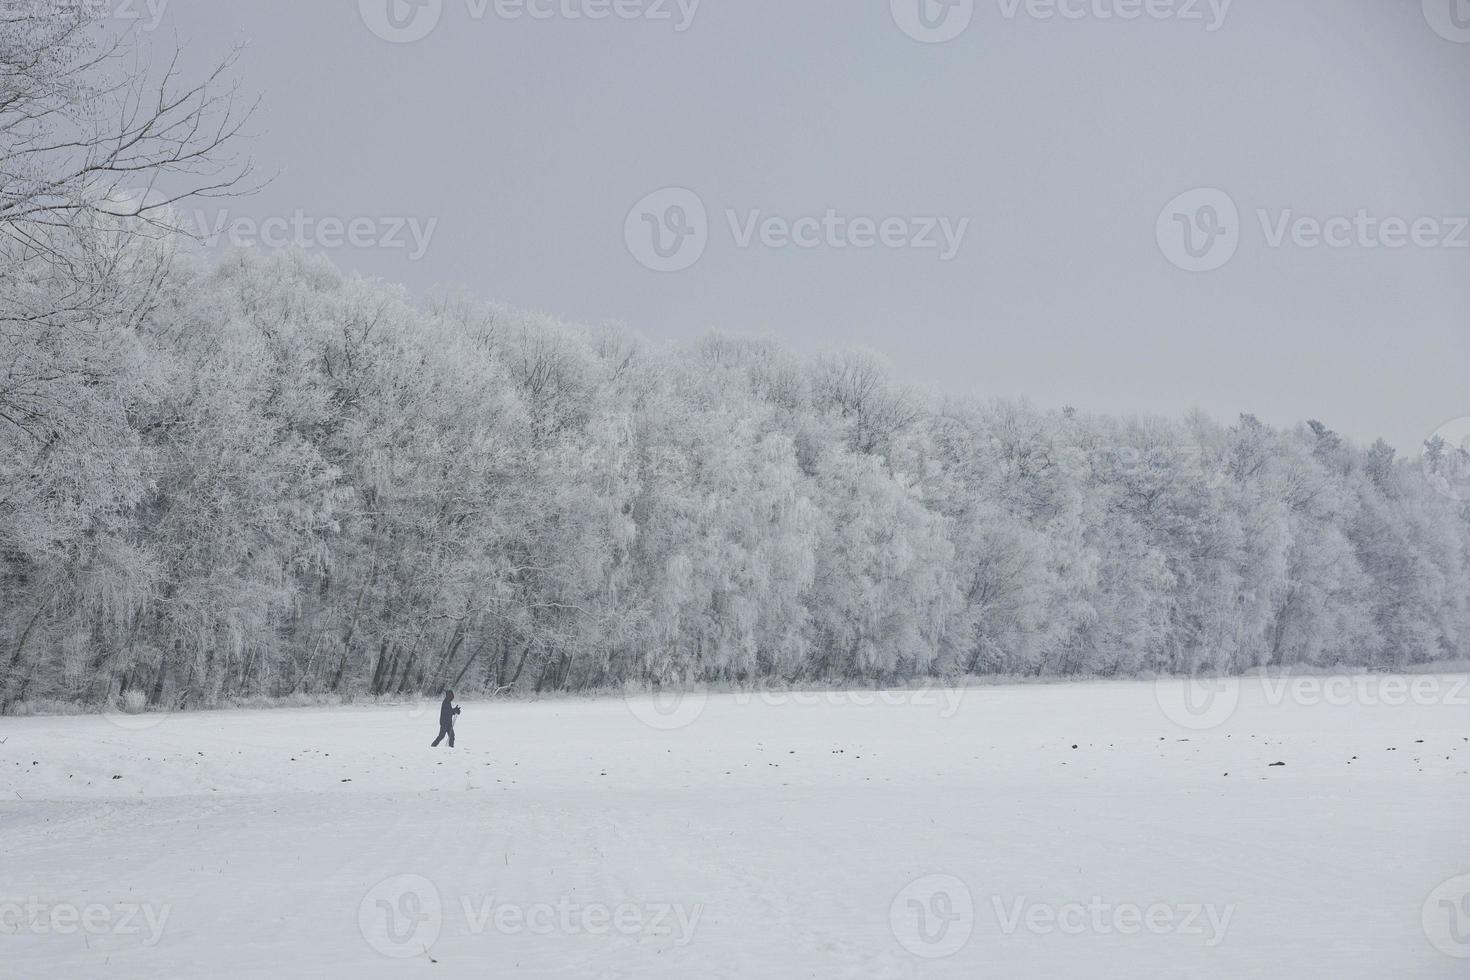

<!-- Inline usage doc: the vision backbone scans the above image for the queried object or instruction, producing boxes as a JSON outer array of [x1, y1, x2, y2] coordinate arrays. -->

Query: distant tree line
[[5, 239, 1468, 709], [2, 4, 1467, 710]]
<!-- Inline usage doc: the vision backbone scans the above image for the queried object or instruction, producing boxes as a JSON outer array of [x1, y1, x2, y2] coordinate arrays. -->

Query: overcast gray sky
[[144, 0, 1469, 452]]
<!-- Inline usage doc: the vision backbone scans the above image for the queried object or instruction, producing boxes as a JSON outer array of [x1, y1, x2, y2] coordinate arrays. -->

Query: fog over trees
[[3, 5, 1468, 711]]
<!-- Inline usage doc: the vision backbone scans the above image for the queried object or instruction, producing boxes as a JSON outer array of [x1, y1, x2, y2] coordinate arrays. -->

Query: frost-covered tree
[[0, 4, 255, 708], [5, 250, 1469, 705]]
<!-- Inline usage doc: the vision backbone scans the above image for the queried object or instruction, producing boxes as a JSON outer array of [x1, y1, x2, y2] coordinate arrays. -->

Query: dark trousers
[[432, 726, 455, 747]]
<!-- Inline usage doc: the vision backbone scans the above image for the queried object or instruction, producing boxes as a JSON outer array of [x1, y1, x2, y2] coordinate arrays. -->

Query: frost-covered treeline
[[4, 242, 1469, 709], [2, 5, 1468, 710]]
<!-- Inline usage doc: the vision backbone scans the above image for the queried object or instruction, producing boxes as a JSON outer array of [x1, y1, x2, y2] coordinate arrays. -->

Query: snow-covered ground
[[2, 676, 1468, 978]]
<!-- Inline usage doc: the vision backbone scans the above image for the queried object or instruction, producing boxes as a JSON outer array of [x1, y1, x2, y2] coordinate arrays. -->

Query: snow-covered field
[[2, 676, 1468, 978]]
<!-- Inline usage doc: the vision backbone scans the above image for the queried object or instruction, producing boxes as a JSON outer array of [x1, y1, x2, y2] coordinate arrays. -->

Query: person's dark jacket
[[439, 696, 458, 729]]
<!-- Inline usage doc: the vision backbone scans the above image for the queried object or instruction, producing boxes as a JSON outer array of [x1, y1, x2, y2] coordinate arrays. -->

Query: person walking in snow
[[431, 690, 461, 747]]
